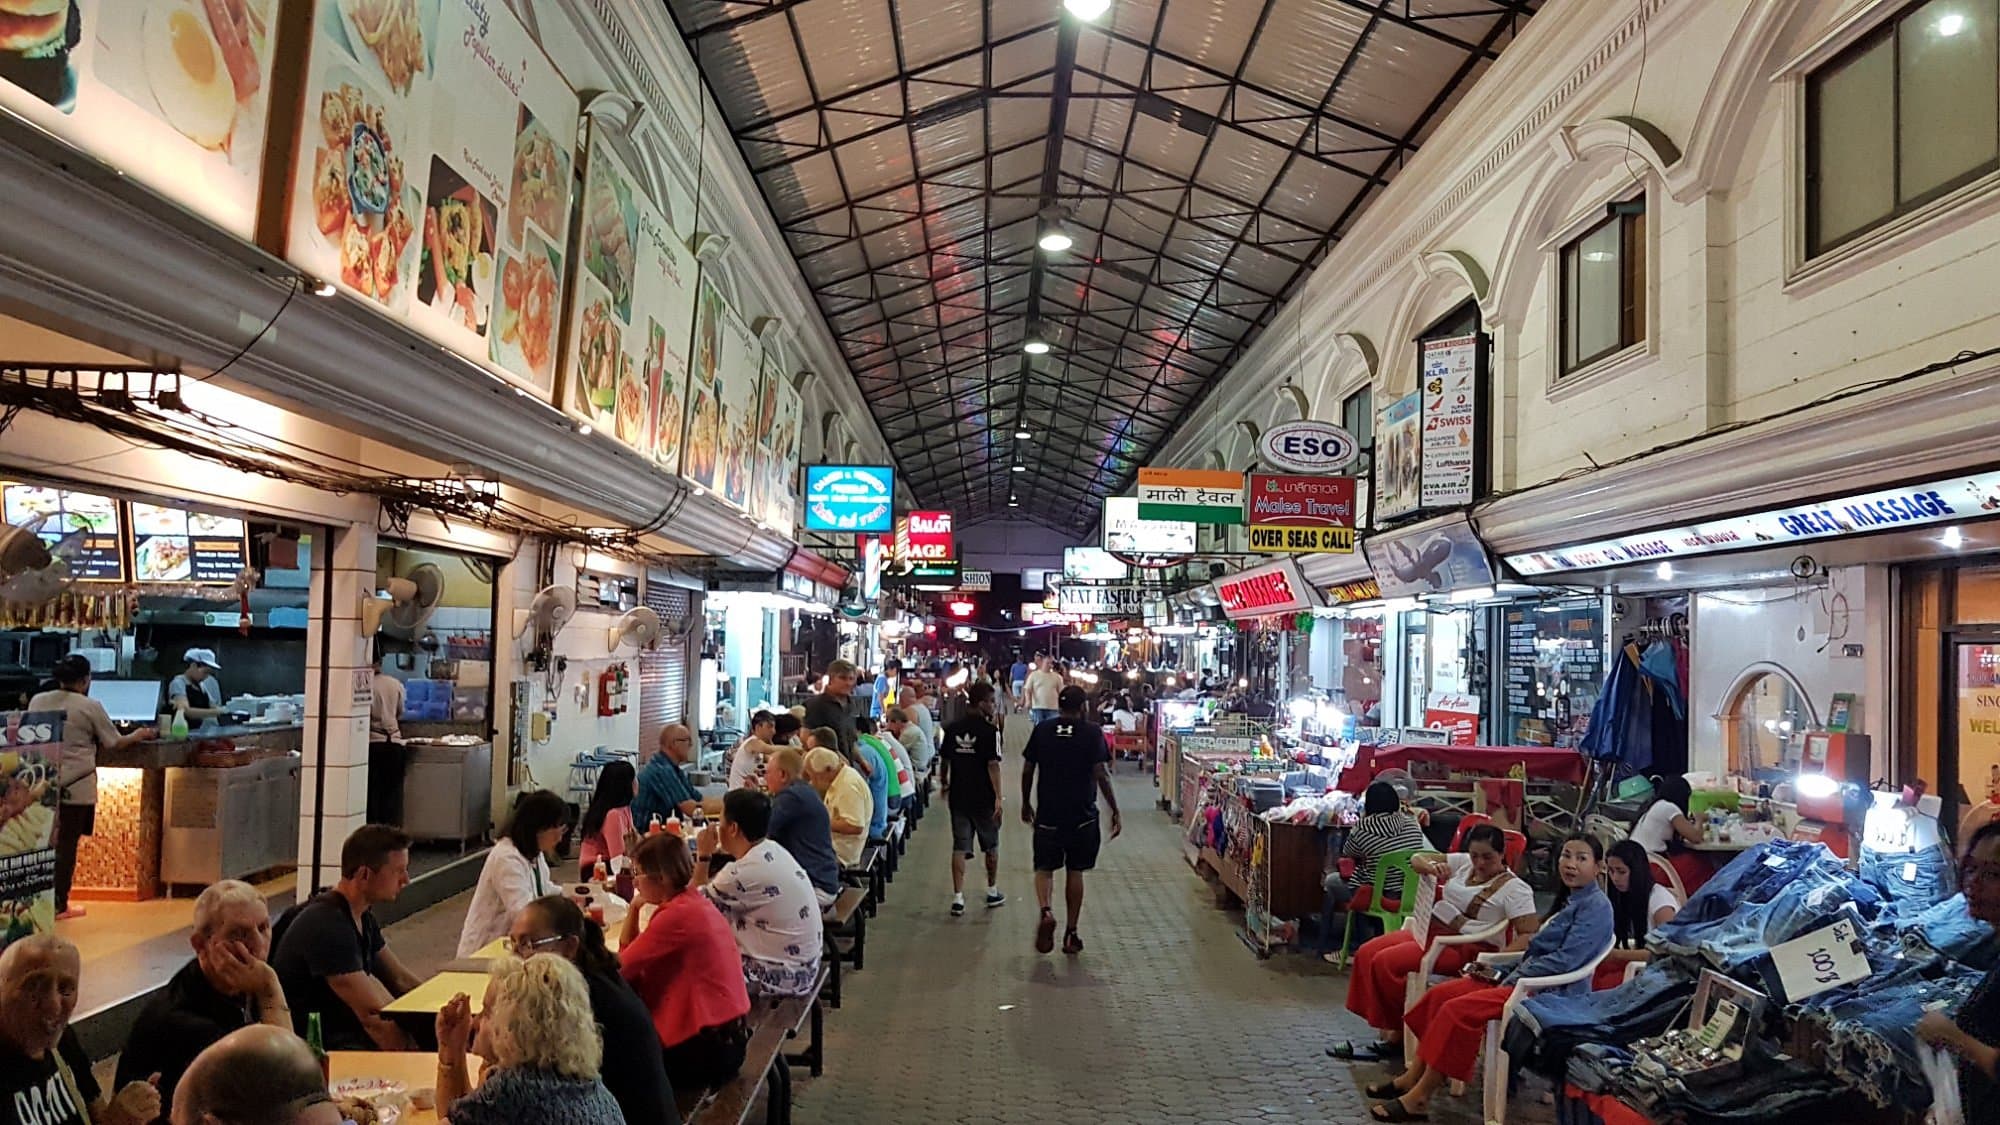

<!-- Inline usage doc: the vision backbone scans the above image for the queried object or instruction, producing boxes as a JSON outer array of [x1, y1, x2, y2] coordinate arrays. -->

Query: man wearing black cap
[[28, 655, 156, 919], [1020, 685, 1120, 955]]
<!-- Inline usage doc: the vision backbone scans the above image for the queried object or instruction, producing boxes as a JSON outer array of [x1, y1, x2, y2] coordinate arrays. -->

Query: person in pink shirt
[[577, 761, 637, 878]]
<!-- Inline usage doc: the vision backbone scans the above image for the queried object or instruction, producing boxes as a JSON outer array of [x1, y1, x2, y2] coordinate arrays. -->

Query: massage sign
[[1247, 475, 1357, 554]]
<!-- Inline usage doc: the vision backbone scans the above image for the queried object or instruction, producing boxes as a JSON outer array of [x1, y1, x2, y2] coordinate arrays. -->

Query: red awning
[[785, 547, 849, 590]]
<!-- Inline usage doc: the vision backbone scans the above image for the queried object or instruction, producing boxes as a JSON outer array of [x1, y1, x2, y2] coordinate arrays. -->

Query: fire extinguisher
[[597, 668, 616, 717]]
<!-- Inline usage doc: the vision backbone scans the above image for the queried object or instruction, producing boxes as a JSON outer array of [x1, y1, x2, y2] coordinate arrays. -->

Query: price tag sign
[[1769, 915, 1872, 1002]]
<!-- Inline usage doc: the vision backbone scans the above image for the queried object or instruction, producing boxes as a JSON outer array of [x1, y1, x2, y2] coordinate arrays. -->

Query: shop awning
[[784, 547, 850, 591]]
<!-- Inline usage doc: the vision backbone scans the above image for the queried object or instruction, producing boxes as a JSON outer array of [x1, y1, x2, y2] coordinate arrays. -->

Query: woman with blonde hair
[[435, 954, 624, 1124]]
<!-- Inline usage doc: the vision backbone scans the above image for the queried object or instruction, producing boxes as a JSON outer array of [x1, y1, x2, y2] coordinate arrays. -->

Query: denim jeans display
[[1651, 839, 1884, 975], [1508, 967, 1697, 1078], [1564, 1040, 1851, 1122], [1859, 842, 1956, 923], [1790, 961, 1983, 1108]]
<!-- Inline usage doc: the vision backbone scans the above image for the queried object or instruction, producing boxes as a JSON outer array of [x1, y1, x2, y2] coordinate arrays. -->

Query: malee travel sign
[[1247, 475, 1358, 555], [1505, 473, 2000, 576], [1136, 468, 1244, 524]]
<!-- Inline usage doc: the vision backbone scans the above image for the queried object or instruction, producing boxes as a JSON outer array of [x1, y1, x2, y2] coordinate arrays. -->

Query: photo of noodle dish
[[685, 386, 718, 485], [582, 156, 636, 322], [506, 106, 570, 247], [571, 288, 621, 420]]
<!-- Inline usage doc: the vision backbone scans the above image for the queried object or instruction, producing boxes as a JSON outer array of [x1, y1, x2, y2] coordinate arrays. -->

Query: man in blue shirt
[[631, 723, 700, 828], [762, 747, 841, 905], [1009, 654, 1029, 710]]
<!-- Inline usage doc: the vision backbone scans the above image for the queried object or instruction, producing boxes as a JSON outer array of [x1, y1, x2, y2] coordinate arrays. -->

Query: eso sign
[[1261, 421, 1357, 473]]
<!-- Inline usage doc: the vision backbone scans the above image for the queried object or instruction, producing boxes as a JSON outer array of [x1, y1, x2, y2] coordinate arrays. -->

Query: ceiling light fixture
[[1938, 11, 1967, 36], [1011, 464, 1027, 473], [1014, 427, 1032, 440], [1023, 334, 1050, 355], [1063, 0, 1112, 20], [1944, 525, 1966, 549], [1038, 224, 1073, 253]]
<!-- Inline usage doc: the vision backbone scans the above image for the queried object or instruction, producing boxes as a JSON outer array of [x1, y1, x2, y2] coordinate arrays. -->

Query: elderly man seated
[[805, 746, 871, 868], [119, 880, 292, 1118], [171, 1025, 342, 1125], [0, 933, 161, 1125], [763, 747, 842, 905]]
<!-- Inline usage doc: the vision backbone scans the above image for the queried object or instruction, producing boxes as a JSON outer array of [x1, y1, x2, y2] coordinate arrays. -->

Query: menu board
[[285, 0, 580, 397], [764, 369, 803, 532], [130, 503, 246, 583], [1502, 602, 1604, 748], [0, 485, 123, 581], [560, 135, 698, 470], [0, 0, 279, 238], [1375, 391, 1421, 520], [682, 279, 761, 509]]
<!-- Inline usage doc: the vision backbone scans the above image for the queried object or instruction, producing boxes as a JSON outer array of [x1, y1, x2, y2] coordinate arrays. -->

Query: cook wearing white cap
[[167, 648, 226, 728]]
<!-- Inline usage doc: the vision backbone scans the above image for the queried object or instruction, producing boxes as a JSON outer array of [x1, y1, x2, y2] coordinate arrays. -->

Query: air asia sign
[[1136, 468, 1245, 524], [1504, 474, 1994, 576], [896, 510, 954, 562], [1247, 475, 1358, 554], [1213, 557, 1319, 620], [1261, 421, 1358, 473]]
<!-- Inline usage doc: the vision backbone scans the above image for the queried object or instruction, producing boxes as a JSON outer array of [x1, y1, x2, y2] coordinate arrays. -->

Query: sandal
[[1369, 1098, 1428, 1122], [1328, 1040, 1396, 1061], [1363, 1080, 1403, 1099], [1034, 910, 1056, 954]]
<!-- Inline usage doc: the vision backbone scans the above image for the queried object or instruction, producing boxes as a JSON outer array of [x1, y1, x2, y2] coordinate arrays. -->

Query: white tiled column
[[299, 521, 378, 892]]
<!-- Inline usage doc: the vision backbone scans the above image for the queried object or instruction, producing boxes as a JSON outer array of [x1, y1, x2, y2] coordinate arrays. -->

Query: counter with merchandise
[[1505, 795, 1960, 1124]]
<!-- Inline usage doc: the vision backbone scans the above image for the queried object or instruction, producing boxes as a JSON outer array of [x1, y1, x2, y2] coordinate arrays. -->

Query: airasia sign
[[1213, 557, 1317, 620], [899, 510, 955, 561]]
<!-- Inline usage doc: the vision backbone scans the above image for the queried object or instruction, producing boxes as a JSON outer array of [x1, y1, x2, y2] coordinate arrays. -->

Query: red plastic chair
[[1501, 829, 1528, 872], [1448, 813, 1492, 852]]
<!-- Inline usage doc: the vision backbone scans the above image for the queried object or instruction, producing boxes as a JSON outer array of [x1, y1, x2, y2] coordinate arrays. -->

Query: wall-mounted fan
[[362, 562, 445, 635], [0, 519, 83, 605], [521, 584, 578, 640], [607, 606, 662, 652]]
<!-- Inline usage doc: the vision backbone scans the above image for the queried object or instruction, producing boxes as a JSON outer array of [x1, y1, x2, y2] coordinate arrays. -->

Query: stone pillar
[[299, 521, 377, 892]]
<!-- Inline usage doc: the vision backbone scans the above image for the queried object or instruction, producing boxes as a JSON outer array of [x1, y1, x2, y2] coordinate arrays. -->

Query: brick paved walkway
[[795, 765, 1422, 1124]]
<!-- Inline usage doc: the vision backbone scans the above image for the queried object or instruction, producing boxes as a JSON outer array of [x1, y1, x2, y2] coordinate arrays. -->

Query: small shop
[[701, 549, 845, 747]]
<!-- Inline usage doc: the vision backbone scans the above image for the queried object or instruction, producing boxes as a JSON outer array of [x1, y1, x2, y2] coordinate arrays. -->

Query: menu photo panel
[[285, 0, 580, 397]]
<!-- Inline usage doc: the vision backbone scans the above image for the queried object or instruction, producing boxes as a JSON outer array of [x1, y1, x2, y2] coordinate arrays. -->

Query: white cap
[[184, 647, 221, 670]]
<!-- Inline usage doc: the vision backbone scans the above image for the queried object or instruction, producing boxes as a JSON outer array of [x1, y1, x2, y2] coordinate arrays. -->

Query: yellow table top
[[381, 972, 490, 1015], [329, 1051, 451, 1125]]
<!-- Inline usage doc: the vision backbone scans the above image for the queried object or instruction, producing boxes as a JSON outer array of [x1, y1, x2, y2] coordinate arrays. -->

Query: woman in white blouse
[[1331, 824, 1540, 1062], [457, 789, 567, 957]]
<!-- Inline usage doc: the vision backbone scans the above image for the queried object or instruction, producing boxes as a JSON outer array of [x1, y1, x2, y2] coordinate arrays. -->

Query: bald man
[[0, 934, 159, 1125], [631, 723, 700, 829], [172, 1025, 341, 1125]]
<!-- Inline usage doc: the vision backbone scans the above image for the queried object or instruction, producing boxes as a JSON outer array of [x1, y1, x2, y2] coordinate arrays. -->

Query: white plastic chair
[[1400, 915, 1512, 1069], [1646, 851, 1687, 904], [1474, 935, 1617, 1125]]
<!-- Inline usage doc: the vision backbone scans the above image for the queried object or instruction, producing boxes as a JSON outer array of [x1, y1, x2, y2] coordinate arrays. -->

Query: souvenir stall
[[1508, 790, 1960, 1125]]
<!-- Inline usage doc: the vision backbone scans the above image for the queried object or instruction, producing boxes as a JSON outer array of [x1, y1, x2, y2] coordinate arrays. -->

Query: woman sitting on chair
[[1591, 839, 1680, 989], [1330, 824, 1540, 1062], [1320, 781, 1430, 960], [1367, 834, 1613, 1123]]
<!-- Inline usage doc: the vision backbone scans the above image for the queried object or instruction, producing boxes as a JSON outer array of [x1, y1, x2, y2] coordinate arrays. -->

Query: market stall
[[1337, 741, 1591, 834]]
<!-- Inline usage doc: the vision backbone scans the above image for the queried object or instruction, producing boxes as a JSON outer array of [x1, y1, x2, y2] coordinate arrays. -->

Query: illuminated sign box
[[803, 465, 895, 533]]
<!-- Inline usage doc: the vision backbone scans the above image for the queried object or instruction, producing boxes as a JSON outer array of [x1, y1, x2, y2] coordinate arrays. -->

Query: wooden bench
[[845, 843, 886, 914], [682, 966, 830, 1125], [823, 886, 868, 985]]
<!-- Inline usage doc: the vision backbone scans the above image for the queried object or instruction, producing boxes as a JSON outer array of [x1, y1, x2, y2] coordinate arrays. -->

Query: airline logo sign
[[1213, 557, 1317, 620], [1260, 420, 1358, 473], [896, 510, 954, 561], [1247, 475, 1358, 554], [1505, 475, 1991, 576], [959, 569, 992, 592], [1136, 468, 1245, 524], [1058, 584, 1145, 617]]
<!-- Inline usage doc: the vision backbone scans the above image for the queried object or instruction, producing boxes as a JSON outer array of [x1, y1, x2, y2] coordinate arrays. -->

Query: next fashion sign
[[1505, 475, 1994, 576]]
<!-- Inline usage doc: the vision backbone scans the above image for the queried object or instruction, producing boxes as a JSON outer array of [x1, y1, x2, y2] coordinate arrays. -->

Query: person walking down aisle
[[939, 682, 1005, 916], [1024, 655, 1063, 725], [1021, 686, 1120, 955]]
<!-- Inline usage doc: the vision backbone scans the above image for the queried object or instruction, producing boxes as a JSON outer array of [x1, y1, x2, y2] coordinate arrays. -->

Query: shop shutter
[[639, 581, 693, 750]]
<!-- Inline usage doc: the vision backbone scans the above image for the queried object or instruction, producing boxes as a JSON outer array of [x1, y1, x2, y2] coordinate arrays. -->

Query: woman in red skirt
[[1367, 834, 1613, 1122], [1330, 825, 1539, 1063]]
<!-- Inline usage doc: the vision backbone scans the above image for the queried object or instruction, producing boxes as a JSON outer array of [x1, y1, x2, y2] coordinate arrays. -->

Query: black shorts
[[1032, 815, 1101, 872], [951, 810, 1000, 856]]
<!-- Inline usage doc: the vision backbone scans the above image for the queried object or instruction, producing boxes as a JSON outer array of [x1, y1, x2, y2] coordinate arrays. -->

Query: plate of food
[[571, 290, 621, 420], [581, 159, 636, 321], [135, 536, 193, 582], [489, 235, 559, 382], [419, 157, 496, 336], [332, 0, 432, 98], [130, 504, 187, 536], [614, 351, 647, 447], [506, 107, 571, 247], [307, 71, 416, 307], [187, 512, 243, 537], [330, 1075, 408, 1124]]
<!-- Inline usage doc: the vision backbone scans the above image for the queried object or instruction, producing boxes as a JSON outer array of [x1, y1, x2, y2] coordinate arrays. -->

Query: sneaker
[[1035, 910, 1056, 954], [985, 889, 1006, 909], [1063, 929, 1084, 955], [950, 898, 966, 917]]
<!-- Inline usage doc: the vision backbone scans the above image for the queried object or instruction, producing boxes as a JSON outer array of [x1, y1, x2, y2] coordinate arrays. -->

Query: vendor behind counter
[[165, 647, 225, 729]]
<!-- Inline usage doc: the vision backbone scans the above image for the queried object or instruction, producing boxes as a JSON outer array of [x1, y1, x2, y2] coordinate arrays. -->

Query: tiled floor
[[382, 715, 1560, 1124]]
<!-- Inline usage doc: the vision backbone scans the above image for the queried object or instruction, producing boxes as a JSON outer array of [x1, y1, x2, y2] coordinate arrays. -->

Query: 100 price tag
[[1769, 916, 1872, 1002]]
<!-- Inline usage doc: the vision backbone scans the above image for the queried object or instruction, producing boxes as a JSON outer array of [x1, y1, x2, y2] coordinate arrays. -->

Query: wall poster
[[0, 0, 280, 237], [1374, 391, 1421, 521], [0, 711, 64, 950], [560, 133, 697, 472], [285, 0, 580, 397], [682, 278, 759, 508]]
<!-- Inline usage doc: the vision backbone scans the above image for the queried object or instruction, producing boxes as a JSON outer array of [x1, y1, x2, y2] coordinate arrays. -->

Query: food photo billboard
[[559, 133, 698, 471], [284, 0, 579, 397], [0, 711, 65, 951], [0, 0, 280, 238], [681, 278, 760, 509]]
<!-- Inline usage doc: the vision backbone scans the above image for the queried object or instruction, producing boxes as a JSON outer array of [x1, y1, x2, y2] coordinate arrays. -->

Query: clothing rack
[[1623, 612, 1689, 645]]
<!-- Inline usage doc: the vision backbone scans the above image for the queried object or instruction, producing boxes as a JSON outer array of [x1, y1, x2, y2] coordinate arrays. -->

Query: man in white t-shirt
[[1024, 655, 1064, 726], [692, 789, 823, 998], [727, 710, 781, 792]]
